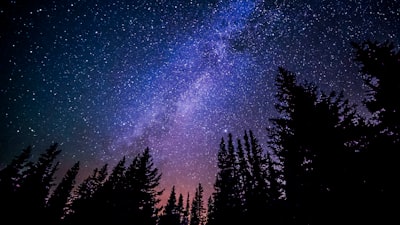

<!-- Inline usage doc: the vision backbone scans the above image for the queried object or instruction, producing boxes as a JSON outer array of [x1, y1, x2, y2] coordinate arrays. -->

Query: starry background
[[1, 0, 399, 202]]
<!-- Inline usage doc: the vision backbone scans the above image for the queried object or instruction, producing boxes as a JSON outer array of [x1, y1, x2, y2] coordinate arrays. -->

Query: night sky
[[1, 0, 399, 202]]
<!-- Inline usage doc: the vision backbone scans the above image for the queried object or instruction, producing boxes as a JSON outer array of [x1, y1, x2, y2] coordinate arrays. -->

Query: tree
[[190, 183, 205, 225], [93, 156, 126, 224], [65, 164, 108, 223], [351, 40, 400, 224], [177, 193, 185, 223], [0, 146, 32, 193], [16, 143, 61, 224], [235, 138, 251, 219], [159, 186, 180, 225], [124, 147, 163, 225], [0, 146, 32, 222], [351, 40, 400, 137], [246, 130, 270, 222], [208, 137, 242, 225], [181, 193, 190, 225], [267, 67, 364, 224], [46, 161, 80, 224], [67, 148, 162, 225]]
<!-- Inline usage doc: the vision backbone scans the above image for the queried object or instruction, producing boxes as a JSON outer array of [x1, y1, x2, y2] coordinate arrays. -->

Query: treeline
[[1, 40, 399, 224]]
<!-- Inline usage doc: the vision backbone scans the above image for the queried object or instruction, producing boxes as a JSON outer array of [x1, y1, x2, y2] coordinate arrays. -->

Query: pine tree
[[46, 161, 80, 224], [265, 151, 282, 204], [351, 40, 400, 137], [247, 130, 269, 218], [267, 67, 363, 224], [159, 186, 180, 225], [125, 148, 163, 225], [181, 193, 190, 225], [209, 137, 239, 225], [16, 143, 61, 224], [351, 40, 400, 224], [206, 196, 215, 225], [0, 146, 32, 193], [94, 157, 126, 224], [267, 68, 317, 224], [235, 138, 251, 218], [0, 146, 32, 222], [177, 193, 185, 223], [190, 183, 205, 225], [66, 164, 108, 224]]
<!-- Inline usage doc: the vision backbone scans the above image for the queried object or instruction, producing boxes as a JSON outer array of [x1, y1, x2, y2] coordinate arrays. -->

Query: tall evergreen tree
[[190, 183, 205, 225], [0, 146, 32, 193], [65, 164, 108, 223], [267, 68, 317, 224], [159, 186, 180, 225], [0, 146, 32, 222], [206, 196, 215, 225], [125, 147, 163, 225], [94, 156, 126, 224], [0, 146, 32, 221], [351, 40, 400, 137], [46, 161, 80, 224], [267, 67, 363, 224], [177, 193, 185, 223], [208, 137, 242, 225], [16, 143, 61, 224], [246, 130, 270, 221], [235, 138, 251, 218], [351, 40, 400, 223], [181, 193, 190, 225]]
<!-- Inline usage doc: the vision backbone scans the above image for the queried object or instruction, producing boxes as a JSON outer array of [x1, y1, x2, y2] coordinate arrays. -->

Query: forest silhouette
[[0, 40, 398, 225]]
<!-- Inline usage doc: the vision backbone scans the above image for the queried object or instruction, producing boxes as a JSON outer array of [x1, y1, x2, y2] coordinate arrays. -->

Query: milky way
[[1, 0, 399, 201]]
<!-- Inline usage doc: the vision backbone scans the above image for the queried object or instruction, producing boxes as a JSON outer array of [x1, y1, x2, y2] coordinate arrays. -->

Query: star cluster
[[1, 0, 399, 200]]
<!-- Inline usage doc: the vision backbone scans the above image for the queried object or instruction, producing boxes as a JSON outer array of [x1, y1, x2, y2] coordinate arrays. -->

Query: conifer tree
[[159, 186, 180, 225], [0, 146, 32, 222], [206, 196, 215, 225], [351, 40, 400, 224], [66, 164, 108, 223], [235, 138, 251, 218], [181, 193, 190, 225], [351, 40, 400, 137], [46, 161, 80, 224], [177, 193, 185, 222], [16, 143, 61, 224], [267, 67, 362, 224], [0, 146, 32, 193], [209, 137, 239, 224], [95, 157, 126, 224], [126, 148, 163, 225], [190, 183, 205, 225]]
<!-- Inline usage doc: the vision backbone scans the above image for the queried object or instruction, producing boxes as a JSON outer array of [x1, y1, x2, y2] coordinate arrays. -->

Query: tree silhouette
[[267, 67, 367, 224], [159, 186, 180, 225], [0, 146, 32, 222], [352, 40, 400, 136], [351, 40, 400, 223], [127, 147, 163, 225], [182, 192, 190, 225], [46, 161, 80, 224], [66, 147, 162, 225], [190, 183, 205, 225], [0, 146, 32, 193], [16, 143, 61, 224], [177, 193, 185, 223], [208, 131, 283, 225], [208, 137, 242, 225], [66, 163, 108, 223], [246, 130, 271, 223]]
